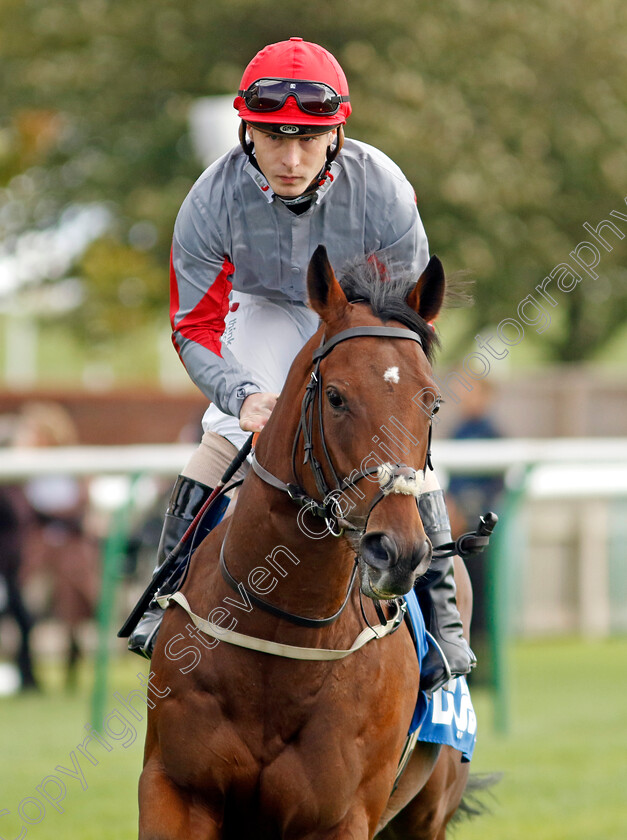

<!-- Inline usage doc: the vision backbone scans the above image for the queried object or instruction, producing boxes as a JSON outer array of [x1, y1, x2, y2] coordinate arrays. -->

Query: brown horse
[[139, 247, 474, 839]]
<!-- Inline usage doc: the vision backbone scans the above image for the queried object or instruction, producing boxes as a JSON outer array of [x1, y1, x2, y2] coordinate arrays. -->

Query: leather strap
[[219, 538, 359, 628], [250, 452, 290, 493], [156, 591, 404, 661], [313, 326, 422, 361]]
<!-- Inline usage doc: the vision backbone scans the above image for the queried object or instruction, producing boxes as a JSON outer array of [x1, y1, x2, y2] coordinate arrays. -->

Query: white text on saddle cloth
[[430, 677, 477, 737]]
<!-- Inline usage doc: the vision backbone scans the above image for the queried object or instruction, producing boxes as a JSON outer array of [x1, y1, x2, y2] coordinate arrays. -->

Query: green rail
[[485, 464, 531, 733], [91, 475, 141, 730]]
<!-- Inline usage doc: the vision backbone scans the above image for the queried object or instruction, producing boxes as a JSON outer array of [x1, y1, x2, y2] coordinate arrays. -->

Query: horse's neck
[[224, 474, 357, 623], [221, 339, 360, 623]]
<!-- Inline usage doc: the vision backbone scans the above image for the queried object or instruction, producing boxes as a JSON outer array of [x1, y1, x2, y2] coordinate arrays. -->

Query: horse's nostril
[[360, 533, 399, 570], [412, 539, 432, 574]]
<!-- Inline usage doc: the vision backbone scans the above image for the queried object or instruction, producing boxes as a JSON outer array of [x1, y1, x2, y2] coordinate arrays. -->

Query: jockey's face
[[248, 127, 336, 197]]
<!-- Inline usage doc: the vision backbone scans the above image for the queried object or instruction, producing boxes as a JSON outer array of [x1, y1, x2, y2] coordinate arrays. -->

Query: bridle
[[260, 325, 433, 533], [220, 323, 436, 628]]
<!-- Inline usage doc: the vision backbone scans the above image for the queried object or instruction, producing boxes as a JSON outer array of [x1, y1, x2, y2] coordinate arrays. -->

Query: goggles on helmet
[[238, 78, 350, 117]]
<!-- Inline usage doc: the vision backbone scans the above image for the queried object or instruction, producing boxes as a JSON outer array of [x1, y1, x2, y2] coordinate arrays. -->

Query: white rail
[[1, 438, 626, 497]]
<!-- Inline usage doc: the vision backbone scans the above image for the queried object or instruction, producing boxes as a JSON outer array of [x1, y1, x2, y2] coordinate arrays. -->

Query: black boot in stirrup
[[127, 475, 227, 659], [415, 490, 476, 694]]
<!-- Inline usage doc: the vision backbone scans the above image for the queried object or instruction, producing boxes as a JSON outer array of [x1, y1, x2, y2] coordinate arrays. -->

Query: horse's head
[[300, 245, 445, 600]]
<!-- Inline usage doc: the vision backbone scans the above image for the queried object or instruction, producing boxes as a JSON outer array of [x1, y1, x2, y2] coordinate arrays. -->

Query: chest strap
[[156, 591, 404, 661]]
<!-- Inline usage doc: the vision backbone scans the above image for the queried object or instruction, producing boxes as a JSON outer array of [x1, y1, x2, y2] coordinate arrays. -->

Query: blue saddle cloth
[[402, 590, 477, 763]]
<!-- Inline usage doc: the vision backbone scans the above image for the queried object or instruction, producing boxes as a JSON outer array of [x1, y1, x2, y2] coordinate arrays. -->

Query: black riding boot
[[128, 475, 227, 659], [415, 490, 476, 694]]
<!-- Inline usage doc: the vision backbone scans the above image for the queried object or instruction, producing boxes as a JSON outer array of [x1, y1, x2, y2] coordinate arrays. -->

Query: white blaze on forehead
[[383, 366, 400, 384]]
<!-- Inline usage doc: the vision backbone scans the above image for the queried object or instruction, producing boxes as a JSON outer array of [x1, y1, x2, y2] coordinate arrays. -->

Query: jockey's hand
[[239, 392, 279, 432]]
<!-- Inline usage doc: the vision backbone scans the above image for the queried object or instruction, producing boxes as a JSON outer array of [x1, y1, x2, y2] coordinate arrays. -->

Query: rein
[[219, 537, 360, 628]]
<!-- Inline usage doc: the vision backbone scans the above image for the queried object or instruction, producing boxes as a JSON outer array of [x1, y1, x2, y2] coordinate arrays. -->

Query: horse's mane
[[338, 256, 440, 363]]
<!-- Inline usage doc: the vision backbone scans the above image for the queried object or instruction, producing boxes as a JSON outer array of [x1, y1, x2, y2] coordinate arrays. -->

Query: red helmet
[[234, 37, 351, 134]]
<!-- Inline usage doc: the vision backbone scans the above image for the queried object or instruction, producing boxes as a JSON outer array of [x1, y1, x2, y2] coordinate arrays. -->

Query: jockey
[[128, 37, 475, 691]]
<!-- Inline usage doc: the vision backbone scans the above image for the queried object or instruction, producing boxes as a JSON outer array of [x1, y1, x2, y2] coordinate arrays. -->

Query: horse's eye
[[326, 387, 345, 409]]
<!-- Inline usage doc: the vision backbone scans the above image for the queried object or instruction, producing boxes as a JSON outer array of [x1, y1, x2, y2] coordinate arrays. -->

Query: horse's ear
[[406, 255, 445, 322], [307, 245, 349, 322]]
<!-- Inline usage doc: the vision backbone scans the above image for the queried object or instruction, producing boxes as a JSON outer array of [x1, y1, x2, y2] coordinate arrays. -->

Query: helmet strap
[[239, 120, 255, 161], [326, 125, 344, 166]]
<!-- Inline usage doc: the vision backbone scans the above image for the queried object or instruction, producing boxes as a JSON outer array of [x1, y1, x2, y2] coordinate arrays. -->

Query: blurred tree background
[[1, 0, 627, 380]]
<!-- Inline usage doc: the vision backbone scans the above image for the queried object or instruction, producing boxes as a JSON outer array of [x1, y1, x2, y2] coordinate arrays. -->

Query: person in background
[[0, 473, 40, 692], [445, 379, 504, 663], [446, 379, 504, 532]]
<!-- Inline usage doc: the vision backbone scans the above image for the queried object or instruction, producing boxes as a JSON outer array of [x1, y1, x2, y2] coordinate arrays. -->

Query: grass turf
[[460, 636, 627, 840], [0, 636, 625, 838]]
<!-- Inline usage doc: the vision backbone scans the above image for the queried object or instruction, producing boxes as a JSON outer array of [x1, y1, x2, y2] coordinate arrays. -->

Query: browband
[[313, 326, 422, 362]]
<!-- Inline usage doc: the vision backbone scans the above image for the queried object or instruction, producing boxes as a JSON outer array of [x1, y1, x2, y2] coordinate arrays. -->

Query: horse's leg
[[376, 746, 469, 839], [6, 574, 39, 689], [65, 627, 80, 690], [139, 752, 222, 840], [377, 740, 441, 834]]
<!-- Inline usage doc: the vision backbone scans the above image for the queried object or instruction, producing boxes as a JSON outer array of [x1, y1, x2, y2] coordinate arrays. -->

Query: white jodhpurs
[[202, 291, 321, 451]]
